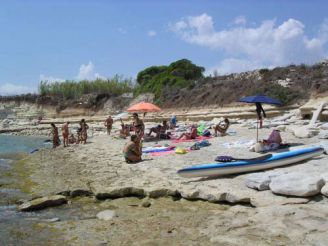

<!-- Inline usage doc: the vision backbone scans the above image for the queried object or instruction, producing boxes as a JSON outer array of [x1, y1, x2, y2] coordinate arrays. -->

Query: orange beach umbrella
[[127, 102, 161, 113]]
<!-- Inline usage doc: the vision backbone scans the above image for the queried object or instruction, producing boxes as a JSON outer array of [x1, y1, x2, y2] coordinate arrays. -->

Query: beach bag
[[175, 147, 187, 154], [190, 143, 200, 150], [198, 140, 211, 147]]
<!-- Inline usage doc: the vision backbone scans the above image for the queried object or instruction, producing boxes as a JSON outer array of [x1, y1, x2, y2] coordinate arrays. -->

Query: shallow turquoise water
[[0, 134, 49, 154]]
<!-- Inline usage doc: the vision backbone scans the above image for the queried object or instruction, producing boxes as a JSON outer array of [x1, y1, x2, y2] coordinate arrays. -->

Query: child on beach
[[61, 121, 70, 147], [123, 134, 142, 163], [104, 115, 114, 135], [119, 119, 130, 138], [68, 134, 76, 144], [50, 123, 60, 148]]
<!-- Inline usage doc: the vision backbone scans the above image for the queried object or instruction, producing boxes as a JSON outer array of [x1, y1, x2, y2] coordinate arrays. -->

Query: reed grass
[[39, 75, 133, 100]]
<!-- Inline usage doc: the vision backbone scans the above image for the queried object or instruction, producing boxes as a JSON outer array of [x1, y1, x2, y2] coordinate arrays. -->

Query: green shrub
[[135, 59, 204, 101]]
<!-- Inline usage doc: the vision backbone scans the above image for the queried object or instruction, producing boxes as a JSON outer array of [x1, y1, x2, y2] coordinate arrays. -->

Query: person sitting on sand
[[177, 125, 198, 140], [76, 127, 82, 144], [213, 118, 230, 137], [119, 118, 130, 138], [147, 120, 169, 138], [50, 123, 60, 148], [123, 134, 142, 163], [80, 119, 89, 144], [132, 113, 145, 140], [61, 121, 70, 147], [68, 134, 76, 144], [251, 129, 283, 152], [104, 115, 114, 136]]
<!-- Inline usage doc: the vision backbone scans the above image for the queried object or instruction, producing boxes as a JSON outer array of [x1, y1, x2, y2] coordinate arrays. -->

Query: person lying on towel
[[213, 118, 230, 137], [123, 135, 142, 163], [177, 125, 198, 140]]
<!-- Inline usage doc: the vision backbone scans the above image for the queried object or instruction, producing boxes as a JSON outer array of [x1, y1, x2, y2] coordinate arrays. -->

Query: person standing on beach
[[80, 119, 89, 144], [256, 102, 266, 128], [132, 113, 144, 140], [104, 116, 114, 135], [50, 123, 60, 148], [123, 134, 142, 163], [61, 121, 70, 147]]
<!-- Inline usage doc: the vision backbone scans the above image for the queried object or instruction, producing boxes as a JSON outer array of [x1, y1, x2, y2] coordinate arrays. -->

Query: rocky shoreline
[[2, 107, 328, 244]]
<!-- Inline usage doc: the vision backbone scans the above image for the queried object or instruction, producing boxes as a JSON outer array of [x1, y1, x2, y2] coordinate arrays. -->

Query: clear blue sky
[[0, 0, 327, 95]]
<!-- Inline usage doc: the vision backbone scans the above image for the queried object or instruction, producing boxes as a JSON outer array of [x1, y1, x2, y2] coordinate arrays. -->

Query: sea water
[[0, 135, 52, 243]]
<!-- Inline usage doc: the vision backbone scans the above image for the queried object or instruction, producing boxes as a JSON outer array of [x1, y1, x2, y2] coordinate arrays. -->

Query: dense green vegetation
[[39, 75, 133, 100], [135, 59, 205, 101]]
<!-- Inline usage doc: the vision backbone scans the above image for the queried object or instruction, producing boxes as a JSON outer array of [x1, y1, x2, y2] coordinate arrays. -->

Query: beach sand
[[5, 121, 328, 245]]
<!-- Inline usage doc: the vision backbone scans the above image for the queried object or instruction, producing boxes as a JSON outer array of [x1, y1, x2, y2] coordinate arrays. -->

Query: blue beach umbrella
[[239, 95, 282, 141], [239, 95, 282, 105]]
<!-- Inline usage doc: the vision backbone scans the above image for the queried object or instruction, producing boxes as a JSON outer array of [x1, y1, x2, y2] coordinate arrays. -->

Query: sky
[[0, 0, 328, 95]]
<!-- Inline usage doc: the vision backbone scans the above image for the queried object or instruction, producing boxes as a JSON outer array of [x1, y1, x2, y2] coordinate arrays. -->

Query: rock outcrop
[[18, 195, 67, 212]]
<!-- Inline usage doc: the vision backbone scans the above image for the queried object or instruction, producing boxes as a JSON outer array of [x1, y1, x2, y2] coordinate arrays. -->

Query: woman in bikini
[[132, 113, 144, 140]]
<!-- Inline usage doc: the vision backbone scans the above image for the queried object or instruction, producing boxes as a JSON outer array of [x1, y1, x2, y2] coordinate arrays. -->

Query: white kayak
[[178, 147, 324, 178]]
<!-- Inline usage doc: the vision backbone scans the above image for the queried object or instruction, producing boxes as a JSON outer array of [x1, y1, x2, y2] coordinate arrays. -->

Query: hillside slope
[[162, 61, 328, 108]]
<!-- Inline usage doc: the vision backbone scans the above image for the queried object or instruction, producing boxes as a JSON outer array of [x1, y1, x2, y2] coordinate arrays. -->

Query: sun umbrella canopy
[[127, 102, 161, 112], [239, 95, 282, 105]]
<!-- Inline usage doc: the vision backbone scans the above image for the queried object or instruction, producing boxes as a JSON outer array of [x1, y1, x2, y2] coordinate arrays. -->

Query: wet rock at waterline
[[18, 195, 67, 212], [96, 210, 117, 221]]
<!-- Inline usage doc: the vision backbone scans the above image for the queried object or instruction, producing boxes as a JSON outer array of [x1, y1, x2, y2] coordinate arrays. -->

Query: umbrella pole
[[256, 120, 259, 142]]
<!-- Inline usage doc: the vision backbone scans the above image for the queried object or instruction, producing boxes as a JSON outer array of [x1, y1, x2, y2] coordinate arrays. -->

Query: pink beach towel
[[150, 150, 176, 156], [171, 136, 212, 144]]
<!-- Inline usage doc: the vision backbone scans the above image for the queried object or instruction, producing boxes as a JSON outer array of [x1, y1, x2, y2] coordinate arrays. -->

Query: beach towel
[[142, 146, 175, 153], [171, 136, 212, 144], [197, 123, 206, 135], [150, 150, 176, 156]]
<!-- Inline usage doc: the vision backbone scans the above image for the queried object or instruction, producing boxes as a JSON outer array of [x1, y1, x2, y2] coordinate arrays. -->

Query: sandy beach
[[2, 115, 328, 245]]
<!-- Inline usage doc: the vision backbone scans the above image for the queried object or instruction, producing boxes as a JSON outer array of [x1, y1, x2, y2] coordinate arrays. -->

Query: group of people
[[50, 119, 89, 148], [123, 116, 231, 163]]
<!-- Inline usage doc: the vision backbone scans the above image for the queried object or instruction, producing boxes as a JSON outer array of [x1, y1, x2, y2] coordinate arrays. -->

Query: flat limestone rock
[[321, 184, 328, 197], [96, 210, 117, 221], [292, 126, 313, 138], [245, 171, 285, 191], [269, 173, 325, 197], [18, 195, 67, 212], [319, 130, 328, 139], [320, 123, 328, 130]]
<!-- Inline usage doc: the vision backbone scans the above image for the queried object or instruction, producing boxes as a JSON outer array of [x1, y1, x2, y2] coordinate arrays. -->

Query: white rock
[[269, 173, 325, 197], [319, 130, 328, 139], [245, 171, 284, 191], [320, 123, 328, 130], [321, 184, 328, 197], [96, 210, 117, 221], [293, 127, 312, 138]]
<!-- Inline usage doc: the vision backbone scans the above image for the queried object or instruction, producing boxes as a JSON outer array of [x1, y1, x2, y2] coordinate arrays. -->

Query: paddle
[[215, 154, 272, 163]]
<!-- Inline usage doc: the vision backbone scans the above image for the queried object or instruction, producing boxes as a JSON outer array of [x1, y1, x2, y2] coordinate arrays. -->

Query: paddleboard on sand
[[178, 147, 324, 178]]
